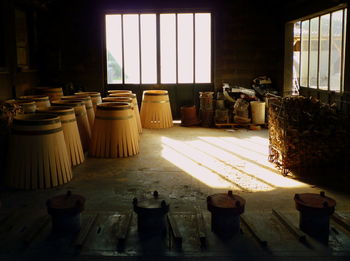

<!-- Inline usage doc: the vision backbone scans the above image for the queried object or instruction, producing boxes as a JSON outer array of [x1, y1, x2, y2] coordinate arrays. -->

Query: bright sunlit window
[[293, 8, 347, 92], [105, 13, 212, 84]]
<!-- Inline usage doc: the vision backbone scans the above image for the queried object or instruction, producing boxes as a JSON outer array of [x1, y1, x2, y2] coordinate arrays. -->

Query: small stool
[[74, 92, 102, 113], [140, 90, 173, 129], [52, 100, 91, 152], [39, 106, 84, 167], [6, 114, 72, 189], [109, 93, 142, 133], [62, 95, 95, 130], [89, 102, 139, 158]]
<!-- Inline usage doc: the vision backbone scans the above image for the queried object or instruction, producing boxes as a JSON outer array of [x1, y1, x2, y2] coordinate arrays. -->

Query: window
[[293, 8, 347, 92], [105, 13, 212, 84]]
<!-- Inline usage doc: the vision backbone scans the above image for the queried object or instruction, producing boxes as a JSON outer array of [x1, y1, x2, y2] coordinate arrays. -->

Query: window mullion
[[121, 15, 125, 85], [307, 19, 311, 88], [340, 9, 345, 92], [317, 17, 321, 90], [327, 12, 332, 92], [138, 14, 142, 84], [156, 13, 161, 85], [193, 13, 195, 84], [175, 13, 178, 84], [299, 22, 302, 88]]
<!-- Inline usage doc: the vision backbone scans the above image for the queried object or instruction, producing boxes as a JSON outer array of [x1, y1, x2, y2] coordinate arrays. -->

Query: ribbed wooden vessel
[[140, 90, 173, 129], [62, 95, 95, 130], [102, 97, 139, 139], [34, 87, 63, 101], [52, 100, 91, 152], [5, 99, 37, 114], [74, 92, 102, 113], [89, 102, 139, 158], [6, 114, 72, 189], [109, 93, 142, 133], [19, 95, 51, 110], [107, 90, 132, 95], [39, 106, 84, 167]]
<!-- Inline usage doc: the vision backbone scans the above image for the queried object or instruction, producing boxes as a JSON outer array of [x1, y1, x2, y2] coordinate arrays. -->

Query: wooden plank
[[74, 213, 98, 248], [272, 209, 307, 243], [332, 212, 350, 232], [241, 214, 268, 247], [116, 211, 133, 251], [167, 213, 182, 249], [195, 207, 206, 249], [22, 215, 50, 246]]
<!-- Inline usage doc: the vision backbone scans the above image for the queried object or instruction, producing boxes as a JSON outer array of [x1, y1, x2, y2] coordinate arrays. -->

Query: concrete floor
[[1, 124, 349, 213]]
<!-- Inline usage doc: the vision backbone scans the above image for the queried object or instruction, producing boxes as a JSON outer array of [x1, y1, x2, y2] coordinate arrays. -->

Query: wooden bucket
[[102, 97, 139, 139], [39, 106, 84, 167], [140, 90, 173, 129], [19, 95, 50, 110], [34, 87, 63, 101], [5, 99, 37, 114], [74, 92, 102, 113], [107, 90, 132, 95], [89, 102, 139, 158], [52, 100, 91, 152], [6, 114, 72, 189], [61, 95, 95, 130], [109, 93, 142, 133]]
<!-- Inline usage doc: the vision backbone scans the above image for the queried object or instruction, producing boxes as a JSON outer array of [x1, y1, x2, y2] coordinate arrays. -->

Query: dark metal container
[[207, 190, 245, 238], [294, 191, 336, 244], [133, 191, 169, 236], [47, 191, 85, 235]]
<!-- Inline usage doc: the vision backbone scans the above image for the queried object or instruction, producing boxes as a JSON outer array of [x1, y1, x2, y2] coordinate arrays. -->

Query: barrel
[[19, 95, 50, 110], [89, 102, 139, 158], [250, 101, 265, 124], [180, 105, 200, 126], [140, 90, 173, 129], [108, 93, 141, 133], [74, 92, 102, 113], [62, 95, 95, 130], [39, 106, 84, 167], [6, 114, 72, 189], [34, 87, 63, 101], [52, 100, 91, 152], [5, 99, 37, 114], [107, 90, 132, 95]]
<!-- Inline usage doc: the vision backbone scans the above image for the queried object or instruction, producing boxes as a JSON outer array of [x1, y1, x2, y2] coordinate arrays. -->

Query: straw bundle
[[74, 92, 102, 112], [52, 100, 91, 152], [109, 93, 142, 133], [62, 95, 95, 130], [89, 102, 139, 158], [39, 106, 84, 167], [6, 114, 72, 189], [140, 90, 173, 129], [19, 95, 50, 110]]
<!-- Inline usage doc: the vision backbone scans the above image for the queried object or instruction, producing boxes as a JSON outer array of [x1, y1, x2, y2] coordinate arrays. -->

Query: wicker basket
[[6, 114, 72, 189]]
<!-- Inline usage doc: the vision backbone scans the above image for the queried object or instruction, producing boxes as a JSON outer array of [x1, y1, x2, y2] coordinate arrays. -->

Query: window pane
[[342, 9, 347, 90], [300, 20, 309, 87], [195, 13, 211, 83], [106, 15, 123, 84], [123, 14, 140, 84], [160, 14, 176, 83], [178, 13, 194, 83], [140, 14, 157, 84], [330, 10, 343, 91], [319, 14, 330, 90], [293, 22, 301, 93], [309, 17, 319, 88]]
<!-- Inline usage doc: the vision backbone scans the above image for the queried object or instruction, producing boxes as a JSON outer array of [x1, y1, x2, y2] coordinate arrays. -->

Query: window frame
[[102, 9, 214, 88], [293, 5, 347, 93]]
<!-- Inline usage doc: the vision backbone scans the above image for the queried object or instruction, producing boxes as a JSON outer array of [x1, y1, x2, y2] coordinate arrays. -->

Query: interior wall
[[39, 0, 285, 94]]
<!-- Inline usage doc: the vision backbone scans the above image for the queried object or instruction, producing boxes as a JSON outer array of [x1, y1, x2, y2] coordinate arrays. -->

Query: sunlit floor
[[1, 124, 350, 213]]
